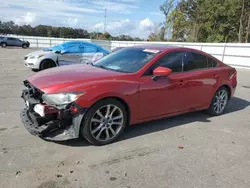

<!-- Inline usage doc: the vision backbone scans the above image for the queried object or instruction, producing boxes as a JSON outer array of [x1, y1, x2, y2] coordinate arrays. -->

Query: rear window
[[207, 57, 217, 68], [184, 52, 208, 72]]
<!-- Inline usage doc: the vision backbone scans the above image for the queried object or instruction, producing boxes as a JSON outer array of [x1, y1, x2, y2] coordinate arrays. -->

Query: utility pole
[[104, 8, 107, 33]]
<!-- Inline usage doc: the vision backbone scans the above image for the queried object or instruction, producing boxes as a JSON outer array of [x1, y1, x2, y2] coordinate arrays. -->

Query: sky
[[0, 0, 166, 38]]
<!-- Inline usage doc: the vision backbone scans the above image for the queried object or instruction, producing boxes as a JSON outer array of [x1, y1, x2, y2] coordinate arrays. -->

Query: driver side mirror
[[152, 67, 172, 80]]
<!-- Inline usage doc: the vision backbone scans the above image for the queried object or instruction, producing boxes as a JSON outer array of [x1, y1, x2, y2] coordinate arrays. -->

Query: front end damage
[[20, 80, 87, 141]]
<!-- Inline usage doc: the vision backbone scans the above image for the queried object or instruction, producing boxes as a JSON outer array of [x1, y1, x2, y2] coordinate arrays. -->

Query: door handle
[[178, 80, 185, 86], [212, 74, 220, 79]]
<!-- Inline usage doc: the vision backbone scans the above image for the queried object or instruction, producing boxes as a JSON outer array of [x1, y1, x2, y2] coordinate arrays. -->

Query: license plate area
[[34, 104, 45, 117]]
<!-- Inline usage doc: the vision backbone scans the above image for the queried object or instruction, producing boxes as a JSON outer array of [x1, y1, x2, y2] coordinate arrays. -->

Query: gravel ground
[[0, 48, 250, 188]]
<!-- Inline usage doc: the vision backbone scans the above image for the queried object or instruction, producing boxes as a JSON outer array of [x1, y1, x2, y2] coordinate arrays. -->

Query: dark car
[[20, 45, 237, 145], [1, 37, 30, 48]]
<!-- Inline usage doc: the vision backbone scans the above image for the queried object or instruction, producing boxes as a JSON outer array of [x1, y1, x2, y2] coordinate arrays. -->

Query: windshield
[[93, 48, 160, 73]]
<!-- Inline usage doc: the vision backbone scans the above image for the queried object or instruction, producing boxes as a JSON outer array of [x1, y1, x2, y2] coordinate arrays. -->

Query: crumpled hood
[[27, 64, 123, 94]]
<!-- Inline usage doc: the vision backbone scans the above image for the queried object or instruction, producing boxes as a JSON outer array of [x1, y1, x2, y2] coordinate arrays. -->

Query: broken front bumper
[[20, 82, 87, 141]]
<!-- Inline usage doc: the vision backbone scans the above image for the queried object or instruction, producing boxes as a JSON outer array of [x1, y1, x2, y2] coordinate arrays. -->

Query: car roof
[[130, 44, 179, 51], [54, 41, 109, 53], [63, 41, 103, 48], [129, 44, 209, 54]]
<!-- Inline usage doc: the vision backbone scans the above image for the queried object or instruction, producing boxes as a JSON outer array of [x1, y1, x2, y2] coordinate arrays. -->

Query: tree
[[168, 4, 187, 41], [160, 0, 175, 40], [246, 14, 250, 42], [0, 20, 143, 41], [161, 0, 250, 43], [239, 0, 245, 42], [99, 32, 112, 40], [237, 0, 250, 42], [147, 22, 165, 41]]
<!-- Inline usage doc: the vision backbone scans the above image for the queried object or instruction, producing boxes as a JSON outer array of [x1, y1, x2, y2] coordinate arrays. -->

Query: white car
[[24, 41, 110, 71]]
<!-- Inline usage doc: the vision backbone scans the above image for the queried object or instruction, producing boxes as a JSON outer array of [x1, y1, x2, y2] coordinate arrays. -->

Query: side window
[[66, 45, 80, 53], [144, 52, 183, 75], [183, 52, 208, 72], [83, 45, 98, 53], [207, 57, 217, 68], [158, 52, 183, 72]]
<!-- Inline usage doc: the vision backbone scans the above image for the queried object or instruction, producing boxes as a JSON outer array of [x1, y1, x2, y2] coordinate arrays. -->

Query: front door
[[58, 44, 83, 65], [139, 51, 188, 119], [80, 44, 98, 64]]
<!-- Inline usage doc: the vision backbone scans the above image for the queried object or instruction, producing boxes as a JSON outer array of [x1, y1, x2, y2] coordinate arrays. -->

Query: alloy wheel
[[213, 89, 228, 114], [90, 104, 124, 142]]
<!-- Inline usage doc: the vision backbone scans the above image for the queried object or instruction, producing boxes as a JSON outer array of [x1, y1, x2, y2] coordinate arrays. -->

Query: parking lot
[[0, 48, 250, 188]]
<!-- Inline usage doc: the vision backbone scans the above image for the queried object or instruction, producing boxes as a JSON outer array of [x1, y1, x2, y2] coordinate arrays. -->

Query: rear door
[[182, 52, 219, 109]]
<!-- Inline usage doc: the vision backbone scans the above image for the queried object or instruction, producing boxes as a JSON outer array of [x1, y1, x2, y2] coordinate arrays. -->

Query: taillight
[[229, 68, 237, 88], [229, 68, 236, 78]]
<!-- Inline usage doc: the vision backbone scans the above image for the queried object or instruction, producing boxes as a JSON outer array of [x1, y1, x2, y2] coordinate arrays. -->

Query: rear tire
[[207, 87, 229, 116], [40, 60, 56, 70], [1, 43, 7, 48], [80, 99, 127, 146]]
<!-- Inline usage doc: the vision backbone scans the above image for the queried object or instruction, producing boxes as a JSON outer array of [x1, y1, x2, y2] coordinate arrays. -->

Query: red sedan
[[20, 45, 237, 145]]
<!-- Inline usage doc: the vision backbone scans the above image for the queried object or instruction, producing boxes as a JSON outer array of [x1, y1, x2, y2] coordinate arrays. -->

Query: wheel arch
[[39, 59, 57, 70], [90, 96, 131, 126], [218, 84, 232, 99]]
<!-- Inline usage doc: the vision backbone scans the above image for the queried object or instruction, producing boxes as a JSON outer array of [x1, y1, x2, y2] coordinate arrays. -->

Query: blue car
[[24, 41, 110, 71]]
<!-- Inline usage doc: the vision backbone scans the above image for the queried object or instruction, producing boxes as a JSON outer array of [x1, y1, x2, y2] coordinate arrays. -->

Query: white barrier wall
[[110, 41, 250, 68], [7, 35, 250, 68]]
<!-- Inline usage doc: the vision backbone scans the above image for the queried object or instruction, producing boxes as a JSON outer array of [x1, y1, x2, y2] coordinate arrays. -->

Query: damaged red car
[[20, 45, 237, 145]]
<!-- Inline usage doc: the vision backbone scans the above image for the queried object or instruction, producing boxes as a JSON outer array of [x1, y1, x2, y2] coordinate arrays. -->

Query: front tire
[[81, 99, 127, 146], [22, 44, 28, 49], [207, 87, 229, 116], [40, 60, 56, 70]]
